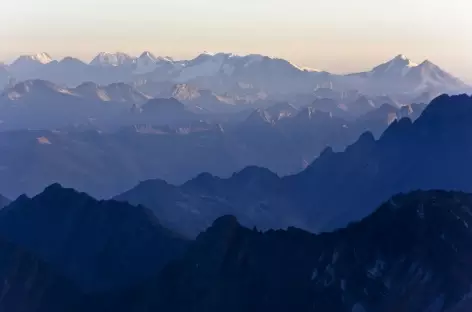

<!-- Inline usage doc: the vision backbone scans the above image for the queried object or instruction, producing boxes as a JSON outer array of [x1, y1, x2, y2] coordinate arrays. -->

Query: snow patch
[[176, 55, 226, 82], [292, 63, 320, 72], [27, 53, 53, 64], [417, 203, 425, 219], [332, 251, 340, 264], [367, 259, 385, 279], [37, 137, 52, 145], [91, 52, 135, 67], [323, 264, 335, 286], [389, 198, 399, 209]]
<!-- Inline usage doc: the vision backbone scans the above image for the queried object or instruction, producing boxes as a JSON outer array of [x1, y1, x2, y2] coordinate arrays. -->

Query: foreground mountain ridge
[[145, 190, 472, 312], [0, 190, 470, 311], [0, 183, 188, 292]]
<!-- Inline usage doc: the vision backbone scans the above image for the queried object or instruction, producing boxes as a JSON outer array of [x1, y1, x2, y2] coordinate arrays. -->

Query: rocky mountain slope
[[143, 190, 472, 312], [0, 190, 471, 312]]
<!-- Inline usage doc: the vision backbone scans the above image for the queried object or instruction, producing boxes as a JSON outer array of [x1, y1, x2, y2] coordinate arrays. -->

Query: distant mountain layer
[[0, 79, 429, 132], [0, 98, 421, 199], [0, 80, 154, 130], [2, 52, 469, 96], [348, 54, 469, 94], [116, 94, 472, 237], [1, 190, 472, 311]]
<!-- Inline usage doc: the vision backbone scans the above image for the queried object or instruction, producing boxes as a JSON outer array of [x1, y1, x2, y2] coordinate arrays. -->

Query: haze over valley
[[1, 0, 472, 310]]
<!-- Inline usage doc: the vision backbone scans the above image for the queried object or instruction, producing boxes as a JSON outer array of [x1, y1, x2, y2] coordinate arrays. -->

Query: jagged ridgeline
[[0, 188, 470, 311], [117, 94, 472, 238]]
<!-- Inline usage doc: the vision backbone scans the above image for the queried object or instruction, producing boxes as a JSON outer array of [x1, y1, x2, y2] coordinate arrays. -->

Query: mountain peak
[[0, 185, 188, 292], [3, 79, 70, 99], [417, 59, 437, 69], [202, 51, 217, 56], [210, 215, 240, 232], [60, 57, 86, 65], [43, 182, 66, 192], [417, 94, 472, 125], [387, 54, 417, 67], [246, 109, 274, 125], [139, 51, 157, 60], [394, 54, 409, 61], [90, 52, 135, 66], [15, 53, 52, 64]]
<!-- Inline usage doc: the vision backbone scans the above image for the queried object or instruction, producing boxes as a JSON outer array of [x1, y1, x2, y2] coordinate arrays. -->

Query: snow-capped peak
[[139, 51, 157, 62], [202, 51, 217, 56], [368, 54, 419, 78], [395, 54, 409, 61], [388, 54, 418, 68], [13, 53, 53, 65], [134, 51, 175, 74], [90, 52, 135, 67], [28, 53, 53, 64]]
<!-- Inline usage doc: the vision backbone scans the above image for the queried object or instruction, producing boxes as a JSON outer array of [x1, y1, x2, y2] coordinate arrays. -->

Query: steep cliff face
[[0, 238, 84, 312], [142, 190, 472, 312]]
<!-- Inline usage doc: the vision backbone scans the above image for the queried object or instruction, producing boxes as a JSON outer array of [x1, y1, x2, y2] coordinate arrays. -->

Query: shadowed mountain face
[[0, 194, 9, 208], [117, 94, 472, 237], [0, 190, 471, 312], [0, 238, 85, 312], [0, 184, 188, 292], [143, 190, 472, 312], [115, 167, 289, 238]]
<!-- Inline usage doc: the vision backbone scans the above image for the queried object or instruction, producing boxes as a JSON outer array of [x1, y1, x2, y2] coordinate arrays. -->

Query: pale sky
[[1, 0, 471, 81]]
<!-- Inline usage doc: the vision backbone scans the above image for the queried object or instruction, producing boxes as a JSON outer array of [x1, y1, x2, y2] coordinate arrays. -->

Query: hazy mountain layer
[[117, 94, 472, 237]]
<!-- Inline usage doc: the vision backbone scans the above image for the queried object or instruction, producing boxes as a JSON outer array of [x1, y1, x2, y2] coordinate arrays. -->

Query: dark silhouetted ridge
[[0, 184, 188, 292], [147, 190, 472, 312]]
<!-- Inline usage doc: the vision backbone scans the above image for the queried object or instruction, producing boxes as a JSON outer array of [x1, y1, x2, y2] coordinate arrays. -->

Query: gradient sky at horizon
[[1, 0, 471, 81]]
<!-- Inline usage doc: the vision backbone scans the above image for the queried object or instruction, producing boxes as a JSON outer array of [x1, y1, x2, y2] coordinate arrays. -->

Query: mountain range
[[0, 95, 424, 199], [2, 52, 469, 97], [0, 79, 469, 312], [116, 94, 472, 237], [0, 76, 431, 132], [0, 188, 471, 311]]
